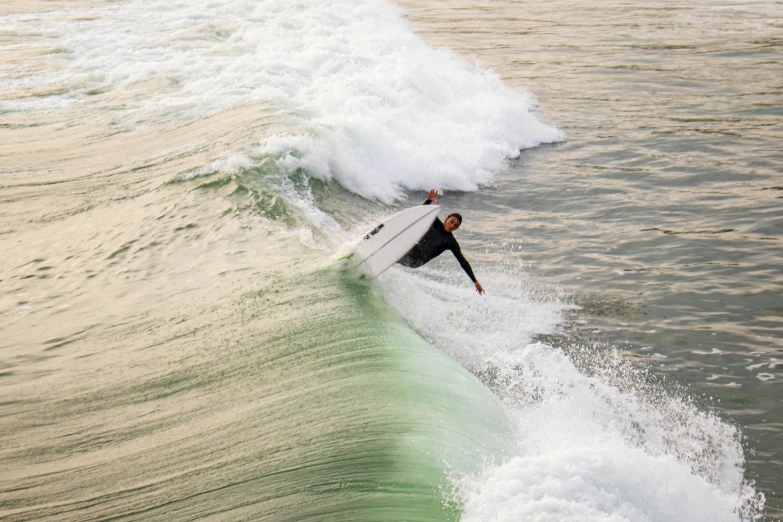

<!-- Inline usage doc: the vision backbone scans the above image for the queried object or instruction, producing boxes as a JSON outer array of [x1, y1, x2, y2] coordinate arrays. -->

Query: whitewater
[[2, 0, 780, 520]]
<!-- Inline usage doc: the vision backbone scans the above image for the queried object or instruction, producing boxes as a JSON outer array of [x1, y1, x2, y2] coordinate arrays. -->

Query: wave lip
[[244, 0, 566, 202], [259, 0, 565, 201]]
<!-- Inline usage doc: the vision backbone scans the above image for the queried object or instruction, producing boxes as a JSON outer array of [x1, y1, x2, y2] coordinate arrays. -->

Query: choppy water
[[1, 0, 780, 520]]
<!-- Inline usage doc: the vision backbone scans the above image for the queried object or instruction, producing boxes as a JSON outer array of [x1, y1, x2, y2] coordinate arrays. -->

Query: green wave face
[[232, 269, 513, 521], [1, 254, 511, 521]]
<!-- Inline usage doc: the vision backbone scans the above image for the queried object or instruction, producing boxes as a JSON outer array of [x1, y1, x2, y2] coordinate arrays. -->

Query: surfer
[[398, 190, 485, 295]]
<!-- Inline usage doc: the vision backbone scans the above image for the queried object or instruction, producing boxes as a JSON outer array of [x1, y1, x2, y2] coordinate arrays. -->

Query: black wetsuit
[[397, 200, 477, 282]]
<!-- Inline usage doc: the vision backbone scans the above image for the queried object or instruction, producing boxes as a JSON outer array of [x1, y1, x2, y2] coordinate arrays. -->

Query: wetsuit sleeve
[[423, 199, 433, 205], [450, 243, 477, 283]]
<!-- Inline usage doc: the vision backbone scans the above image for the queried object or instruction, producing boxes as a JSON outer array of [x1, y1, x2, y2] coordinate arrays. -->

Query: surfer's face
[[444, 216, 461, 233]]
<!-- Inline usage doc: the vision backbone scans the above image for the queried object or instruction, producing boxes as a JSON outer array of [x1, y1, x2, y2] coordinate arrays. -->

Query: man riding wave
[[398, 189, 485, 295]]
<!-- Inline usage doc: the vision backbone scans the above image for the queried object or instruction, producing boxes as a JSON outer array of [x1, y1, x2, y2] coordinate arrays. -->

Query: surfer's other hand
[[427, 189, 439, 204], [474, 281, 485, 295]]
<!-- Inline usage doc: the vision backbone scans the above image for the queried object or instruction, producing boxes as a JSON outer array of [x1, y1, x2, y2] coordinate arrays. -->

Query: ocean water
[[1, 0, 780, 520]]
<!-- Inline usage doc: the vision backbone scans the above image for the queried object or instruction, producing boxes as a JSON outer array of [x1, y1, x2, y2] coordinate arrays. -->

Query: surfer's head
[[444, 213, 462, 233]]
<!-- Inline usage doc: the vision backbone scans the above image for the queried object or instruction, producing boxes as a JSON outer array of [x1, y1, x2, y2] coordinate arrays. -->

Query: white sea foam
[[456, 346, 763, 522], [2, 0, 563, 203], [380, 264, 764, 521], [379, 264, 567, 366]]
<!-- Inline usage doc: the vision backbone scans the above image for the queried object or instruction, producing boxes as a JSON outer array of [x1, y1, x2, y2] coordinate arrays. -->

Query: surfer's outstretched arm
[[423, 189, 439, 205], [451, 245, 485, 295]]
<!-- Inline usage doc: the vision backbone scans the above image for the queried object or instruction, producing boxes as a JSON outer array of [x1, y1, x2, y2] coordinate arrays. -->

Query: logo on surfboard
[[363, 223, 384, 240]]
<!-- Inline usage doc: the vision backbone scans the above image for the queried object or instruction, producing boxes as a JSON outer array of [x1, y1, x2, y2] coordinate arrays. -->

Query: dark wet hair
[[447, 212, 462, 224]]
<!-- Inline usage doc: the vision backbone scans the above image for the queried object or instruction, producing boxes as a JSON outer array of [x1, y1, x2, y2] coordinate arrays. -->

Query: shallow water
[[1, 0, 781, 520]]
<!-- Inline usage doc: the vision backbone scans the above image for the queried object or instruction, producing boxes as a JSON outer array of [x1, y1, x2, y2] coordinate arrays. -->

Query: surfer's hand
[[427, 189, 439, 204], [474, 281, 485, 295]]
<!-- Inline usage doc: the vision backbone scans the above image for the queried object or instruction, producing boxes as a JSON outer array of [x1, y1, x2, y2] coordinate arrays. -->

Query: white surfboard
[[350, 204, 440, 278]]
